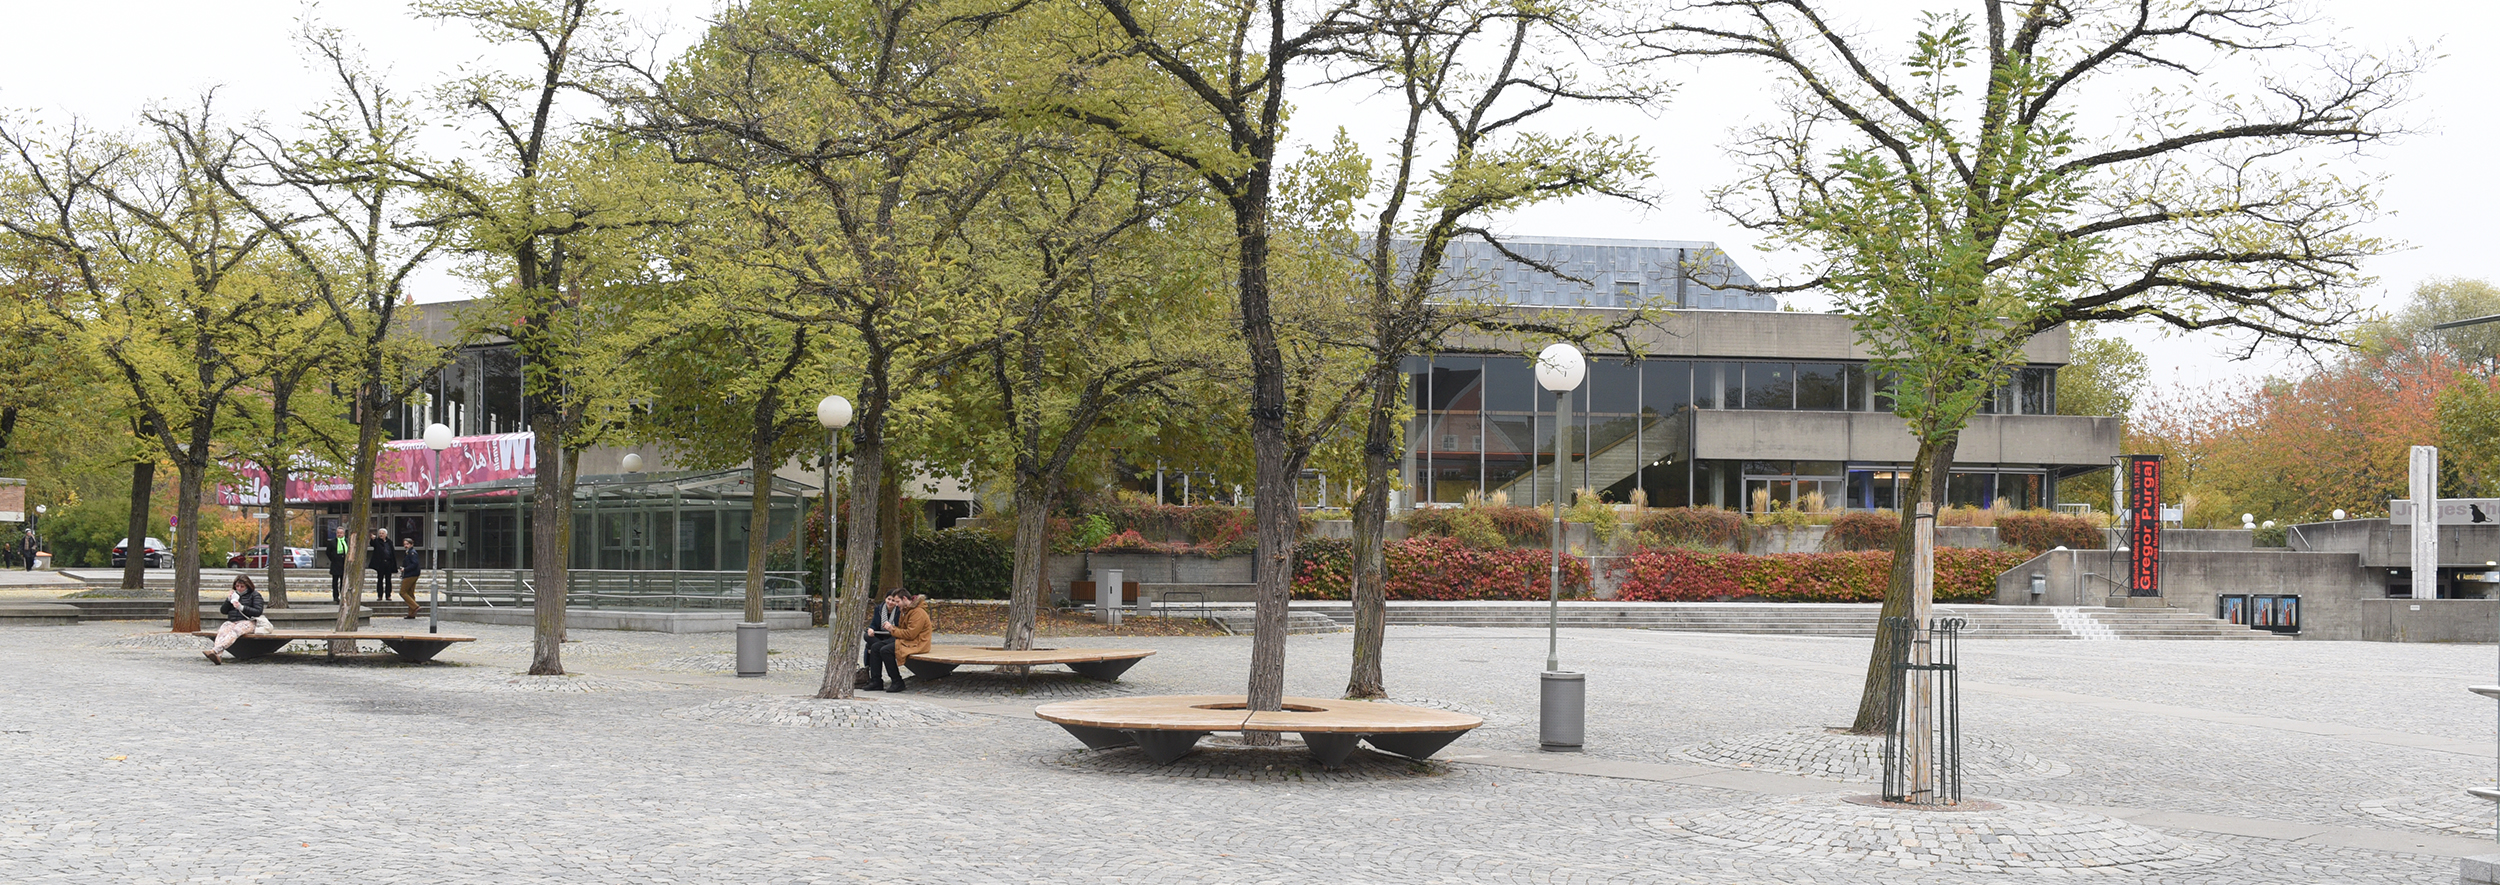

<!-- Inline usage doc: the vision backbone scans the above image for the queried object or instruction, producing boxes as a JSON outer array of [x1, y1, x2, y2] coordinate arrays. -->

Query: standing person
[[863, 590, 904, 691], [325, 529, 347, 604], [17, 525, 33, 570], [396, 537, 424, 619], [203, 575, 267, 664], [367, 528, 396, 606]]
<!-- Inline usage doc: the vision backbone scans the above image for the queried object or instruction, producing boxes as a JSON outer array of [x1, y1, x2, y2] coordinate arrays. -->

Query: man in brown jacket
[[890, 593, 933, 676]]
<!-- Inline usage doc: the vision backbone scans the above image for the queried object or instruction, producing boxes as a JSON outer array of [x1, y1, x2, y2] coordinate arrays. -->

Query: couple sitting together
[[863, 590, 930, 692]]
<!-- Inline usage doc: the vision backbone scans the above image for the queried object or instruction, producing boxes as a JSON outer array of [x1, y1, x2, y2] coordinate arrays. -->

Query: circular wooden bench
[[191, 630, 476, 663], [905, 645, 1155, 682], [1035, 694, 1482, 768]]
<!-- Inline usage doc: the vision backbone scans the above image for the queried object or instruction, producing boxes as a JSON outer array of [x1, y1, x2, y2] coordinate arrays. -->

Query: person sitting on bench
[[205, 575, 267, 665]]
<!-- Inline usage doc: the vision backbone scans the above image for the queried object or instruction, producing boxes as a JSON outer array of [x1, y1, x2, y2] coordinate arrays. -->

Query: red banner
[[216, 432, 535, 505], [2126, 455, 2161, 596]]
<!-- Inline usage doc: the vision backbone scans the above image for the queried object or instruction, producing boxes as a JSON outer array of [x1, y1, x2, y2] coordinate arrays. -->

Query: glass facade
[[1408, 354, 2058, 512]]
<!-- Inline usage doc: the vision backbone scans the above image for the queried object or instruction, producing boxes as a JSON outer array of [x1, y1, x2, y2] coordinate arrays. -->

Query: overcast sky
[[2, 0, 2485, 391]]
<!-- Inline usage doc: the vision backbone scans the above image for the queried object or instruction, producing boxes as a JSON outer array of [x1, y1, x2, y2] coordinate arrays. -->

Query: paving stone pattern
[[0, 621, 2485, 883], [1671, 726, 2071, 782]]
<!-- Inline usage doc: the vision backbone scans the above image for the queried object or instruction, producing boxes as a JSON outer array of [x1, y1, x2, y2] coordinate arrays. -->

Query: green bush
[[1994, 511, 2105, 552], [1405, 505, 1547, 548], [1823, 510, 1900, 552], [902, 527, 1014, 599], [2252, 524, 2288, 548], [42, 497, 162, 568], [1629, 508, 1746, 551]]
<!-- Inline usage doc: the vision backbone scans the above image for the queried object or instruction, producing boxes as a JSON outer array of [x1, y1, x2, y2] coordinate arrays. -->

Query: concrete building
[[1403, 238, 2119, 511]]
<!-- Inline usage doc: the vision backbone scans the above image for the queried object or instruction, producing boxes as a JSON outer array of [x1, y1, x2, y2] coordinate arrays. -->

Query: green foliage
[[1822, 511, 1901, 552], [2252, 524, 2289, 548], [1628, 508, 1747, 551], [1403, 505, 1547, 549], [1993, 512, 2106, 552], [1293, 536, 1591, 601], [1610, 548, 2025, 603], [902, 528, 1014, 599], [2058, 325, 2149, 420], [1069, 515, 1114, 552], [42, 497, 161, 569], [1566, 491, 1620, 542]]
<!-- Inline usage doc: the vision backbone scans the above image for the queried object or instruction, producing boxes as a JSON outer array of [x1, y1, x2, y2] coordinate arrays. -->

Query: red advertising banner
[[215, 432, 536, 505], [2126, 454, 2162, 596]]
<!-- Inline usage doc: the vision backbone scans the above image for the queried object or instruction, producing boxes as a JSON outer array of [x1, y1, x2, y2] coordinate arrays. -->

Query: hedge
[[1994, 512, 2105, 551], [902, 527, 1015, 599], [1822, 510, 1900, 552], [1404, 505, 1548, 548], [1294, 536, 1590, 601], [1629, 508, 1747, 550], [1610, 547, 2027, 603]]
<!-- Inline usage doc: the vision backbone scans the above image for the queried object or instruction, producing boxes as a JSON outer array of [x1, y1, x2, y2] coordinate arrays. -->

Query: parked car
[[111, 537, 170, 569], [227, 545, 317, 569]]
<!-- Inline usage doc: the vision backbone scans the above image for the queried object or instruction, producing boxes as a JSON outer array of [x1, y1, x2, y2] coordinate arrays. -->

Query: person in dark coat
[[325, 530, 347, 604], [205, 575, 267, 664], [367, 529, 396, 605], [863, 589, 908, 692]]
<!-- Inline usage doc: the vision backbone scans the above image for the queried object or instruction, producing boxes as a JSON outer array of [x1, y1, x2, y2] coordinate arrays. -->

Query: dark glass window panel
[[1482, 357, 1538, 412], [1405, 356, 1430, 410], [1643, 360, 1692, 415], [2000, 473, 2044, 510], [1870, 369, 1898, 413], [571, 513, 595, 570], [1794, 461, 1844, 477], [1637, 457, 1690, 508], [1839, 364, 1862, 410], [480, 346, 525, 435], [650, 510, 675, 570], [1694, 459, 1741, 509], [679, 510, 717, 571], [1741, 460, 1790, 476], [1705, 362, 1741, 410], [1586, 358, 1638, 416], [1482, 413, 1534, 500], [1794, 362, 1846, 410], [437, 350, 472, 434], [2020, 367, 2051, 415], [721, 507, 751, 573], [1744, 362, 1793, 410], [1946, 472, 1996, 508], [1430, 360, 1481, 411]]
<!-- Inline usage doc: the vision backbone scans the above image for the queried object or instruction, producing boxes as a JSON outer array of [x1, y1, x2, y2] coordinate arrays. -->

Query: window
[[1794, 363, 1846, 410], [1643, 360, 1692, 415], [1743, 362, 1793, 410], [1613, 281, 1641, 302], [2020, 367, 2053, 415]]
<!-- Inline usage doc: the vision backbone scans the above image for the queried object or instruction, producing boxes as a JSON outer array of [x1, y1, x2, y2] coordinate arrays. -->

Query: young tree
[[0, 106, 289, 631], [1643, 2, 2413, 733], [2048, 324, 2146, 512], [1332, 0, 1657, 698], [617, 0, 1022, 698]]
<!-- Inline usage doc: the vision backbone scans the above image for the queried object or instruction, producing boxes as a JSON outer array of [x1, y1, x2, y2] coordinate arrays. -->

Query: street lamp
[[422, 423, 454, 634], [815, 394, 853, 680], [1533, 342, 1586, 752]]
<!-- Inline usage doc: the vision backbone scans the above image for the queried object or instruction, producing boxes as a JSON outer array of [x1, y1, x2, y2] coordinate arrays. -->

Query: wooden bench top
[[915, 645, 1154, 666], [192, 631, 475, 642], [1036, 695, 1482, 734]]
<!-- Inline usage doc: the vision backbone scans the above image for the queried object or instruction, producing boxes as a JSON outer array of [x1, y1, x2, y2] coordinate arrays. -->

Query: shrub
[[2252, 524, 2288, 548], [1629, 508, 1746, 551], [1293, 535, 1590, 601], [1611, 547, 2025, 603], [1994, 511, 2105, 551], [1567, 490, 1621, 542], [902, 527, 1014, 599], [1823, 510, 1900, 552]]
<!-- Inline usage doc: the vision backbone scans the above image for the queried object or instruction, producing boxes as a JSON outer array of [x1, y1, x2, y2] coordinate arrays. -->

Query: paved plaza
[[4, 617, 2497, 883]]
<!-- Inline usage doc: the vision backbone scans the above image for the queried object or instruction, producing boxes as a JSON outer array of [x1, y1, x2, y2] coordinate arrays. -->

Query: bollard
[[735, 621, 767, 678], [1540, 670, 1584, 751]]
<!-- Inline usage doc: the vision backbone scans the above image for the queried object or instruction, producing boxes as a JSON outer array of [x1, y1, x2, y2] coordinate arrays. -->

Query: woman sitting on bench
[[205, 576, 267, 665]]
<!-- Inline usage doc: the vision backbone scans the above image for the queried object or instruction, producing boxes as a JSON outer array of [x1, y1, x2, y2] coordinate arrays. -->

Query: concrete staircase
[[1211, 609, 1349, 635], [1216, 601, 2281, 640], [1489, 412, 1685, 505]]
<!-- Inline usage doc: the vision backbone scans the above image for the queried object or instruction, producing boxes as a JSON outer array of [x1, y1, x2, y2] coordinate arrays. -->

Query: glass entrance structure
[[433, 469, 812, 572]]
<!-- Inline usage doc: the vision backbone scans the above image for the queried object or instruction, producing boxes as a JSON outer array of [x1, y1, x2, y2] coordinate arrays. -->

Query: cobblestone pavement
[[3, 619, 2493, 883]]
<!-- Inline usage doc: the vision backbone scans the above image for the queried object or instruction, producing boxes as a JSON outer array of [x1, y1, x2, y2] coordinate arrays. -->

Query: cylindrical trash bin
[[735, 621, 768, 678], [1540, 670, 1584, 752]]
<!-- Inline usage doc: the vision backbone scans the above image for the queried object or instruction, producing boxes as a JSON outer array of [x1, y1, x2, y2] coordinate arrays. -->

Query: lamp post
[[31, 504, 45, 570], [1533, 342, 1586, 752], [422, 423, 454, 634], [816, 394, 853, 672]]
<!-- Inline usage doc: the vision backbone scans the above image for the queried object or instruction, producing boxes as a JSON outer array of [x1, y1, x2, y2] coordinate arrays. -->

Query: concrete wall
[[2288, 519, 2500, 568], [1990, 546, 2490, 642], [1691, 411, 2117, 468]]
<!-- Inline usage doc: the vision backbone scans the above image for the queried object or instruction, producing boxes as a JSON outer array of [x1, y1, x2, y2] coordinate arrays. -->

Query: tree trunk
[[1345, 362, 1403, 699], [744, 410, 775, 625], [526, 422, 569, 675], [1846, 433, 1959, 734], [337, 387, 385, 636], [817, 434, 883, 699], [878, 472, 903, 593], [169, 456, 206, 634], [1003, 482, 1054, 651], [1235, 166, 1292, 735], [265, 385, 293, 608], [122, 458, 153, 591]]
